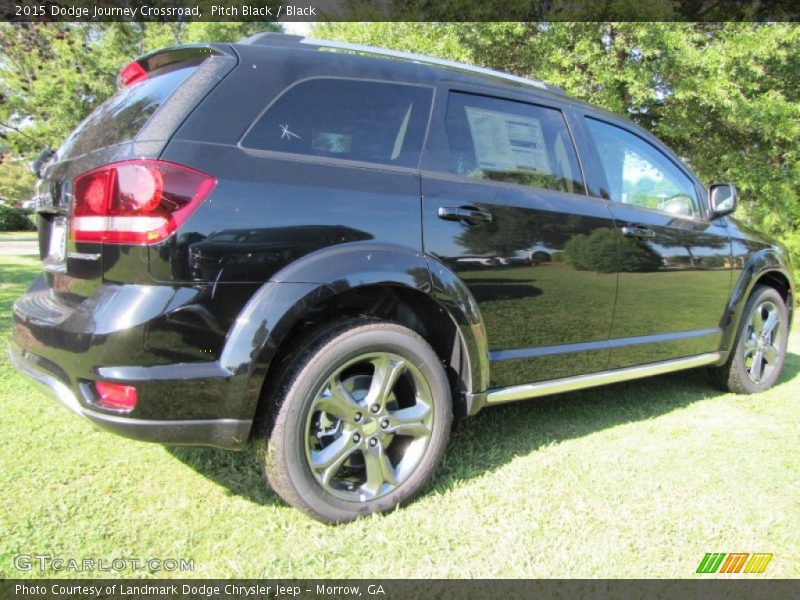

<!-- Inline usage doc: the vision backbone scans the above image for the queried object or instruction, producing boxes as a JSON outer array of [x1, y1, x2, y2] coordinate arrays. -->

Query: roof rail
[[239, 32, 305, 46], [300, 38, 555, 93], [239, 32, 563, 95]]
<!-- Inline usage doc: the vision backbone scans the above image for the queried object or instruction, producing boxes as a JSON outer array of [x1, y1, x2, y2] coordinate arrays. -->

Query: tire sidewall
[[272, 323, 452, 522], [733, 287, 789, 393]]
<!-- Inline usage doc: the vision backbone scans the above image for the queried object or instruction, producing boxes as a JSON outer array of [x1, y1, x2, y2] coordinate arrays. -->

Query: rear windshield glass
[[241, 79, 433, 169], [57, 65, 197, 160]]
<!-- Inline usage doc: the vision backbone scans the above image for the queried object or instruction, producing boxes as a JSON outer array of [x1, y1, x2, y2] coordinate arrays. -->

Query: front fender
[[719, 247, 794, 355], [219, 242, 489, 426]]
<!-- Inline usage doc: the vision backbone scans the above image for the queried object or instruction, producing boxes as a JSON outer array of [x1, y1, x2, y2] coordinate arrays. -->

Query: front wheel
[[711, 285, 789, 394], [260, 318, 452, 523]]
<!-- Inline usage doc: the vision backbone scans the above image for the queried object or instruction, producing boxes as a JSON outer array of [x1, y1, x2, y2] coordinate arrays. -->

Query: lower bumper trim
[[85, 412, 251, 450], [8, 343, 251, 450]]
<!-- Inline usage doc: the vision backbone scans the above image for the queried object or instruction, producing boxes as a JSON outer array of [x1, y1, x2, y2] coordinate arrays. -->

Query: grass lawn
[[0, 254, 798, 578]]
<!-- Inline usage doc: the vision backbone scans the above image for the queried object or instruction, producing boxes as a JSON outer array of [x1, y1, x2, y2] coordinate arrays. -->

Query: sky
[[281, 22, 315, 36]]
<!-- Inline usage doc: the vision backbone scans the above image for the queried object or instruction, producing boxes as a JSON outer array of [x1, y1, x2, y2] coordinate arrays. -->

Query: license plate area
[[48, 217, 67, 263]]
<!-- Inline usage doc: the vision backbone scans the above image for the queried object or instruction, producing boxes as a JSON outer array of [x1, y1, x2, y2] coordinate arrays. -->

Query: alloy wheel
[[304, 352, 434, 501], [743, 300, 783, 385]]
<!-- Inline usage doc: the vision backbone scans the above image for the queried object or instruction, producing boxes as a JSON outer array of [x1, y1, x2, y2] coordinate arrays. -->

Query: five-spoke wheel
[[742, 299, 783, 385], [306, 352, 435, 501], [712, 285, 789, 394], [260, 318, 451, 523]]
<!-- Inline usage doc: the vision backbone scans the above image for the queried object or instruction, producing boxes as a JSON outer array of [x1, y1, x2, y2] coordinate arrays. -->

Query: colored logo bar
[[696, 553, 772, 574]]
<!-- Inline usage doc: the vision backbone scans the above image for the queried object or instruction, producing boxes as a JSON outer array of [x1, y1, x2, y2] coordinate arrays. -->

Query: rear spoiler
[[117, 44, 234, 88]]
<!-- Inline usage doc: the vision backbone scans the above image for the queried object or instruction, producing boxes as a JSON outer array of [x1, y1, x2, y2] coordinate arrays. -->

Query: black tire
[[259, 317, 452, 523], [710, 285, 789, 394]]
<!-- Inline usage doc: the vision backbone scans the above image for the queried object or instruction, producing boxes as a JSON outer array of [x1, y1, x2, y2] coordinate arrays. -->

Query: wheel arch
[[219, 243, 490, 434], [720, 248, 795, 355]]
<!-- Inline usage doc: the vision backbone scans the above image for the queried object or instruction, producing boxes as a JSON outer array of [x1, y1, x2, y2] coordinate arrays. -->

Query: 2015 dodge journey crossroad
[[10, 33, 794, 523]]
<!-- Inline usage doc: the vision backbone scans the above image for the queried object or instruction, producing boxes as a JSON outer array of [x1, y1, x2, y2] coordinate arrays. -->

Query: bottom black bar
[[1, 580, 798, 600]]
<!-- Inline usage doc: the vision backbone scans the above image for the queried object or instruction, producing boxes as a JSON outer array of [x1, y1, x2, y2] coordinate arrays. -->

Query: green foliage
[[318, 23, 800, 276], [0, 22, 280, 156], [563, 229, 617, 272], [3, 22, 798, 277], [0, 159, 35, 204], [0, 204, 36, 231], [0, 22, 280, 226], [455, 204, 586, 258], [563, 227, 663, 273]]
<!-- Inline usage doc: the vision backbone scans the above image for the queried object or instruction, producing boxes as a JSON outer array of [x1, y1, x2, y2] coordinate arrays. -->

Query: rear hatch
[[34, 45, 236, 305]]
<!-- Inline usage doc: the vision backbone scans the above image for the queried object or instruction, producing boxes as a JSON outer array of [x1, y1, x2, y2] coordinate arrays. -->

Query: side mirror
[[709, 183, 737, 218]]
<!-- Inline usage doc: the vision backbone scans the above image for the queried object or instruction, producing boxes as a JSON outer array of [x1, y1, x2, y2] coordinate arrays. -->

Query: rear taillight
[[94, 382, 138, 411], [118, 60, 148, 87], [71, 160, 215, 244]]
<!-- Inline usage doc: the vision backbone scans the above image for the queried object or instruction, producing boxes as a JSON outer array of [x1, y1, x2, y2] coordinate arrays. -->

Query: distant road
[[0, 235, 38, 256]]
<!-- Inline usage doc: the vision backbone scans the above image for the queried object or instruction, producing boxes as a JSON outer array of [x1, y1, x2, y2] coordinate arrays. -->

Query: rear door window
[[241, 79, 433, 169], [443, 92, 585, 194]]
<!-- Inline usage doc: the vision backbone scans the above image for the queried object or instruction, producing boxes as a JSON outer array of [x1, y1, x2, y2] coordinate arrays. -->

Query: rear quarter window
[[57, 65, 197, 160], [241, 78, 433, 169]]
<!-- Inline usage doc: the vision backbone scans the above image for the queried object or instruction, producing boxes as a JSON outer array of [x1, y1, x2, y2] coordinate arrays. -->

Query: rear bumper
[[8, 342, 250, 450], [10, 276, 259, 449]]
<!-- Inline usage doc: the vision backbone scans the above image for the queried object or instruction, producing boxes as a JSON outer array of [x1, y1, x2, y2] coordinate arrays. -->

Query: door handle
[[438, 206, 493, 225], [621, 225, 656, 238]]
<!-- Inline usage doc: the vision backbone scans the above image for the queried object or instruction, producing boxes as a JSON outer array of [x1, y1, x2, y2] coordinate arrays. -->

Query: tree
[[0, 23, 281, 227], [317, 22, 800, 276], [563, 228, 663, 273], [0, 156, 35, 205], [455, 204, 583, 257], [0, 22, 280, 156]]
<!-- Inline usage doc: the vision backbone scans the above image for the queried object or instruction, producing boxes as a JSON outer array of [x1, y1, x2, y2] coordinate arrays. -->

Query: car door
[[421, 87, 619, 388], [579, 115, 733, 368]]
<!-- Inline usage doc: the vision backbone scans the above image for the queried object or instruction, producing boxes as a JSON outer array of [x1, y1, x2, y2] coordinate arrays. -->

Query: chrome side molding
[[486, 352, 723, 405]]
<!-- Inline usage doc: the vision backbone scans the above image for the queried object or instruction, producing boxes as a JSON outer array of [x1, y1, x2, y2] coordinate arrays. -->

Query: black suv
[[10, 33, 794, 523]]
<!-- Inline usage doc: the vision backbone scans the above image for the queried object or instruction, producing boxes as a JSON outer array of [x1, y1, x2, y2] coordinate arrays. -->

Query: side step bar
[[485, 352, 723, 405]]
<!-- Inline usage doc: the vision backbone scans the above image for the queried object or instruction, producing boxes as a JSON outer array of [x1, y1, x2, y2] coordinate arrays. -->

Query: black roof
[[237, 32, 570, 99]]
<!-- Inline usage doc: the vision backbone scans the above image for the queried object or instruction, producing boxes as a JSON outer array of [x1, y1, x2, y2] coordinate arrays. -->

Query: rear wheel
[[711, 285, 789, 394], [260, 318, 452, 523]]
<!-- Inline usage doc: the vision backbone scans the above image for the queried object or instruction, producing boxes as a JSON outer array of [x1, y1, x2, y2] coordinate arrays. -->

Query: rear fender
[[219, 242, 489, 425]]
